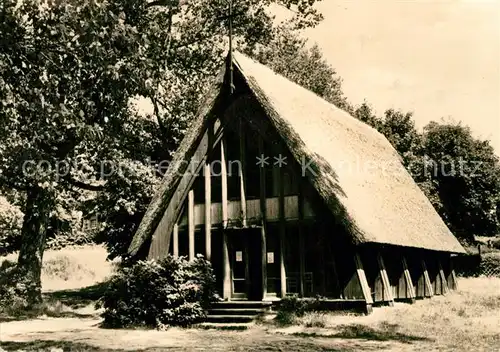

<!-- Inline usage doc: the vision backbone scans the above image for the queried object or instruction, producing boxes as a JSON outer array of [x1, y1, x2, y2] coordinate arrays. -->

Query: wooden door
[[231, 233, 249, 299]]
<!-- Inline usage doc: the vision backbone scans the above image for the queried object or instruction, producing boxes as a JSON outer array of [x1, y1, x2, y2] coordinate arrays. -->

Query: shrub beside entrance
[[98, 255, 218, 329]]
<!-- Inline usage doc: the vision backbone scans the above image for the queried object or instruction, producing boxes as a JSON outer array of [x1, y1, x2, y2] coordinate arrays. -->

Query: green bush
[[302, 312, 328, 328], [0, 198, 23, 256], [490, 239, 500, 251], [480, 253, 500, 274], [278, 295, 321, 317], [46, 229, 97, 250], [274, 295, 323, 326], [97, 255, 219, 329], [0, 260, 41, 314], [275, 310, 297, 326]]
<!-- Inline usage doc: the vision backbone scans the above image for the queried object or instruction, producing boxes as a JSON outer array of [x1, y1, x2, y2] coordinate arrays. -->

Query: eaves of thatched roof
[[128, 52, 465, 257]]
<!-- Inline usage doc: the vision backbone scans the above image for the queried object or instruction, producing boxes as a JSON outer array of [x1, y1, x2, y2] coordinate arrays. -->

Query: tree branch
[[67, 177, 105, 191], [146, 0, 187, 9]]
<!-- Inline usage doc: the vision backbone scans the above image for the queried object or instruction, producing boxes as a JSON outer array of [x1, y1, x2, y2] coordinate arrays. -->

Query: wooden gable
[[149, 85, 331, 259]]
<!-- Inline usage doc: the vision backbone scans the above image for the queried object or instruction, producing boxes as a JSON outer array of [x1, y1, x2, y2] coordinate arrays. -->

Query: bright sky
[[301, 0, 500, 155]]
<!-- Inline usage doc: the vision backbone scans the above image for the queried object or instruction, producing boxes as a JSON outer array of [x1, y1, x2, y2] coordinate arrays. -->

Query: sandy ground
[[1, 246, 115, 292], [1, 247, 499, 351], [0, 315, 409, 352], [1, 287, 499, 352]]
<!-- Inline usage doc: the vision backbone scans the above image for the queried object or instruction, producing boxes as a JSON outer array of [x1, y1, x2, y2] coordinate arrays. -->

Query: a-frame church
[[128, 52, 465, 312]]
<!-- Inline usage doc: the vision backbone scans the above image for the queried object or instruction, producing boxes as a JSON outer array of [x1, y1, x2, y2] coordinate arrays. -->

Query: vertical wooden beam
[[222, 231, 231, 300], [239, 117, 247, 228], [377, 253, 394, 306], [204, 163, 211, 261], [221, 138, 231, 300], [447, 256, 458, 291], [172, 223, 179, 258], [258, 137, 267, 300], [188, 189, 195, 261], [432, 262, 442, 295], [421, 259, 434, 297], [298, 181, 305, 297], [402, 256, 416, 302], [438, 261, 449, 295], [205, 122, 214, 261], [221, 139, 228, 228], [355, 253, 374, 314], [278, 160, 287, 298]]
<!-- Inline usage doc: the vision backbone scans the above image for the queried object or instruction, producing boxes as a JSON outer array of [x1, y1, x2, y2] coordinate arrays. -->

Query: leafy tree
[[379, 109, 422, 167], [353, 101, 381, 130], [357, 104, 500, 241], [0, 0, 322, 304], [420, 122, 500, 240]]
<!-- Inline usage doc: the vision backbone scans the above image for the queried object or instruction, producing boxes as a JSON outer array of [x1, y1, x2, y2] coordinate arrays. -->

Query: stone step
[[212, 301, 273, 309], [205, 314, 255, 323], [207, 308, 266, 316], [196, 322, 252, 331]]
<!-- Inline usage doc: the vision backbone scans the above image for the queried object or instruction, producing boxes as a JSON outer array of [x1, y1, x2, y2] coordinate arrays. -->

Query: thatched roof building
[[128, 51, 464, 313], [129, 52, 464, 256]]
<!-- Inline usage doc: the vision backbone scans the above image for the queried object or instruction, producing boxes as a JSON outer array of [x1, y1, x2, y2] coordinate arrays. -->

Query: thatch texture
[[128, 52, 465, 256], [233, 52, 464, 254]]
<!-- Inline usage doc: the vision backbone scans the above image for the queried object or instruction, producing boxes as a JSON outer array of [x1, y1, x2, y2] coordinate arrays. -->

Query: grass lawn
[[1, 246, 499, 351]]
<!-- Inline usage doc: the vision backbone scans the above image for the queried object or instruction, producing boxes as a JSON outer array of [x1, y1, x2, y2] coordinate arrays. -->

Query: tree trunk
[[17, 186, 54, 306]]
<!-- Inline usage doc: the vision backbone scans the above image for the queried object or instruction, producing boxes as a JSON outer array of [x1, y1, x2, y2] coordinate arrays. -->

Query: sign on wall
[[236, 251, 243, 262]]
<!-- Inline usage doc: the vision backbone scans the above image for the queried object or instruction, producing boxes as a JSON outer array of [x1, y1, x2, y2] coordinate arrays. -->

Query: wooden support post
[[432, 262, 442, 295], [239, 116, 247, 228], [402, 256, 416, 302], [204, 121, 214, 261], [278, 160, 287, 298], [376, 253, 394, 306], [221, 139, 228, 228], [447, 257, 458, 291], [188, 190, 195, 261], [298, 181, 305, 298], [258, 137, 267, 300], [260, 224, 267, 300], [438, 261, 449, 295], [421, 259, 434, 297], [172, 223, 179, 258], [204, 162, 211, 261], [222, 231, 231, 300], [355, 253, 373, 314], [221, 138, 231, 300]]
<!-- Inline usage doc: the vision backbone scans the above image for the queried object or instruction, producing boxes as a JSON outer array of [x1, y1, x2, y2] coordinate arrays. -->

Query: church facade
[[128, 52, 465, 312]]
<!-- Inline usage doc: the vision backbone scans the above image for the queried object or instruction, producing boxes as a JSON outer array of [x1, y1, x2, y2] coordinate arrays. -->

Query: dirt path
[[0, 316, 410, 352], [0, 250, 498, 352]]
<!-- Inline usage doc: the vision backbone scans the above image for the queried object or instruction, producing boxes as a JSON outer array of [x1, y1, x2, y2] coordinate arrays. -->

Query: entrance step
[[208, 308, 266, 315], [196, 322, 253, 331], [205, 314, 255, 323], [211, 301, 273, 310], [205, 301, 273, 324]]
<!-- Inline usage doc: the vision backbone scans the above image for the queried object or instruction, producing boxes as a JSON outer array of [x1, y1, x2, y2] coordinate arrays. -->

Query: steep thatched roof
[[128, 52, 465, 256]]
